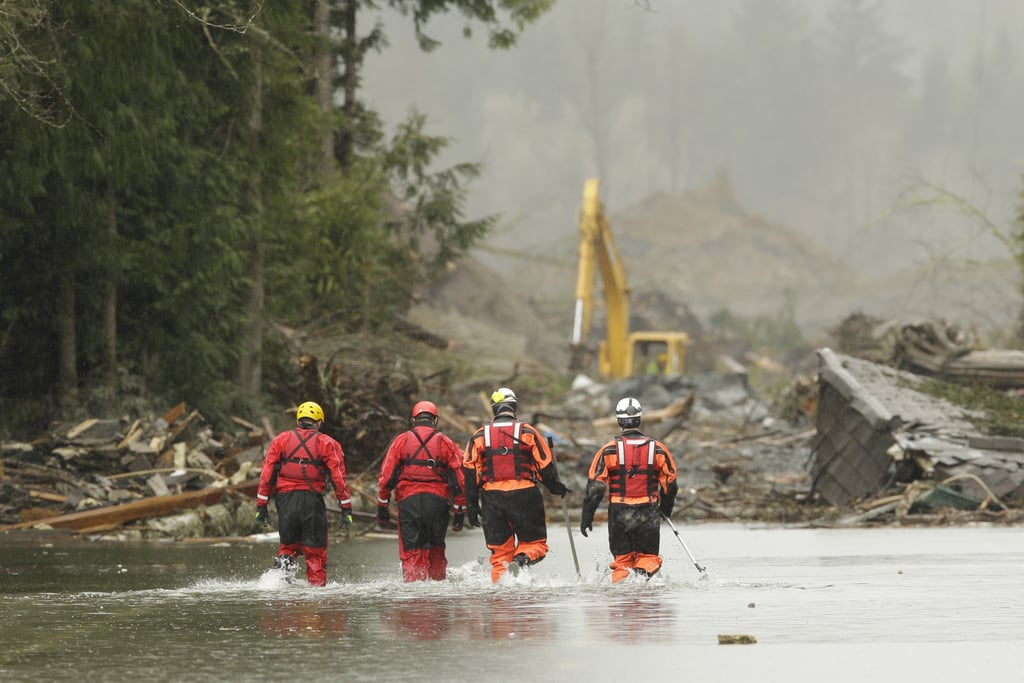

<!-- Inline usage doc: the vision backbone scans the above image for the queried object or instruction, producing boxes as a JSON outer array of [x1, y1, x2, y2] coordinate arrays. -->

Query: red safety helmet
[[411, 401, 438, 419]]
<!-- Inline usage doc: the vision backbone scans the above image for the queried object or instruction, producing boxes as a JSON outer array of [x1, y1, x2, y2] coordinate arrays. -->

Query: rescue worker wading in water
[[463, 387, 571, 582], [377, 400, 468, 582], [255, 401, 352, 586], [580, 397, 678, 582]]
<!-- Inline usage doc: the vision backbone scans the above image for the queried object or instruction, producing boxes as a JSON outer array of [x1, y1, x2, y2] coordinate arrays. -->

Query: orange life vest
[[607, 436, 658, 502], [480, 420, 534, 483]]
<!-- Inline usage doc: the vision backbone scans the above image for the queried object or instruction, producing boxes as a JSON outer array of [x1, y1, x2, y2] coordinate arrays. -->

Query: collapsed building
[[810, 347, 1024, 511]]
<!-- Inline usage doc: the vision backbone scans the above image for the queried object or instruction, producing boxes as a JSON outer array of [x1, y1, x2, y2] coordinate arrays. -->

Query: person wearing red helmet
[[377, 400, 468, 581], [255, 401, 352, 586]]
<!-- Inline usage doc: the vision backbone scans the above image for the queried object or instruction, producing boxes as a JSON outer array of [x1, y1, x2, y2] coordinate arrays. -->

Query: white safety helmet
[[490, 387, 518, 417], [615, 396, 643, 430]]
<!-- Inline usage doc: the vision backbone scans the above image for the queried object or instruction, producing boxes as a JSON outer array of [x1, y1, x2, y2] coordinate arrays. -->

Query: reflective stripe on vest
[[278, 429, 328, 489], [481, 420, 533, 482], [608, 436, 658, 501]]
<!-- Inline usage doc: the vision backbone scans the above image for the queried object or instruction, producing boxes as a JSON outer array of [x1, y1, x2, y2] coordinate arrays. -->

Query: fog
[[364, 0, 1024, 333]]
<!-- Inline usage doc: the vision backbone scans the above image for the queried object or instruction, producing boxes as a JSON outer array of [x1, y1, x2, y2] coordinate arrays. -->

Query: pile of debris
[[809, 346, 1024, 526], [0, 403, 266, 536], [833, 313, 1024, 389], [7, 327, 1022, 541]]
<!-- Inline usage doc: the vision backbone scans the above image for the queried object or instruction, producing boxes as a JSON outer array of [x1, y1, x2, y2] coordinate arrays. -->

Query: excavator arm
[[569, 178, 631, 378], [568, 178, 688, 379]]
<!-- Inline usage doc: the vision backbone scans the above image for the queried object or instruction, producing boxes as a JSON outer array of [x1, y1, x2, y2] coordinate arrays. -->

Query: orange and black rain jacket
[[256, 428, 352, 509], [463, 419, 561, 499], [377, 425, 467, 511], [585, 429, 677, 506]]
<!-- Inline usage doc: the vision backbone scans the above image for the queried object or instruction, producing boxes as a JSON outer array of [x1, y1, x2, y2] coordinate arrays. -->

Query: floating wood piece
[[0, 479, 259, 532], [718, 634, 757, 644]]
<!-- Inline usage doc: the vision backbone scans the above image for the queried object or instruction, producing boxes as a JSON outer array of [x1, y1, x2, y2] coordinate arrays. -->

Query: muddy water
[[1, 523, 1022, 682]]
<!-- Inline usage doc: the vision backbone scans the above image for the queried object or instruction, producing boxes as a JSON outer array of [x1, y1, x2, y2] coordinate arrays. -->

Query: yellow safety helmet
[[490, 387, 518, 417], [296, 401, 324, 423]]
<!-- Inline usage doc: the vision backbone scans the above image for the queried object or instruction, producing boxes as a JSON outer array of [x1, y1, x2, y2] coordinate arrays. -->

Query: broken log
[[0, 479, 259, 533]]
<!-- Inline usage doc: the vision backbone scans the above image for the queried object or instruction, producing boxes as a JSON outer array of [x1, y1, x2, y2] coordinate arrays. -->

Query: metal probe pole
[[549, 437, 582, 580], [661, 513, 706, 573]]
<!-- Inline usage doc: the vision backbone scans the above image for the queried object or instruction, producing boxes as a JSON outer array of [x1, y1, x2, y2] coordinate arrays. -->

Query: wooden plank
[[117, 420, 145, 450], [29, 490, 68, 503], [231, 415, 259, 431], [162, 402, 186, 425], [592, 394, 694, 429], [66, 418, 99, 441], [0, 479, 259, 532]]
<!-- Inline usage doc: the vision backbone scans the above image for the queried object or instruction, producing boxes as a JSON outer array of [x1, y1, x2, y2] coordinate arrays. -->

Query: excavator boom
[[568, 178, 687, 379]]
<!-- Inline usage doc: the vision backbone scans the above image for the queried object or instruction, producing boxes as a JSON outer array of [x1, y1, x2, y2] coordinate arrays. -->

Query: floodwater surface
[[1, 523, 1022, 682]]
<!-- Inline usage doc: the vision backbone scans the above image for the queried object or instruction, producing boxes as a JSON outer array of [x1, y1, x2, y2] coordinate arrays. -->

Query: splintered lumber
[[437, 405, 478, 436], [163, 402, 186, 425], [0, 479, 259, 532], [895, 321, 1024, 388], [592, 394, 694, 430], [66, 418, 100, 441], [29, 490, 68, 503]]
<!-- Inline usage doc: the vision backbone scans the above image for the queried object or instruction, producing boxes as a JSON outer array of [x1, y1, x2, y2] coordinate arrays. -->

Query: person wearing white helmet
[[377, 400, 468, 582], [255, 401, 352, 586], [462, 387, 571, 582], [579, 397, 679, 582]]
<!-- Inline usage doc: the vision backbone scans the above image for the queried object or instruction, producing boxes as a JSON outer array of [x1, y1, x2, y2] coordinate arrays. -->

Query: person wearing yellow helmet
[[376, 400, 468, 582], [462, 387, 571, 582], [255, 401, 352, 586]]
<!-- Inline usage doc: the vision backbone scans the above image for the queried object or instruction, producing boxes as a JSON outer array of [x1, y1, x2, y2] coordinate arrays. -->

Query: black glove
[[548, 481, 570, 498], [377, 504, 390, 525], [338, 507, 353, 530], [466, 505, 480, 528], [255, 505, 269, 527], [580, 510, 594, 538], [659, 494, 675, 518], [452, 513, 464, 532]]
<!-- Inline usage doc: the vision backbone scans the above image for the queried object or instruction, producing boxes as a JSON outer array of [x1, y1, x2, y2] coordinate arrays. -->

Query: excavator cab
[[626, 334, 688, 377]]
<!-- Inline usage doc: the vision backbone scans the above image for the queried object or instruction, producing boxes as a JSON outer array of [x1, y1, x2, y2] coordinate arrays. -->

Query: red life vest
[[480, 420, 534, 483], [607, 436, 658, 501], [398, 428, 448, 484], [276, 429, 329, 490]]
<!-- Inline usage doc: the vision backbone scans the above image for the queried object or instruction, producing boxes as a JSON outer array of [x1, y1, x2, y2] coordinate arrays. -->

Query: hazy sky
[[363, 0, 1024, 308]]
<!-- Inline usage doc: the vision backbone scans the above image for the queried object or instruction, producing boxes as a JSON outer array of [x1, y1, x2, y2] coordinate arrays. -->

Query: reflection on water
[[1, 525, 1023, 682], [258, 597, 347, 639], [586, 594, 678, 643]]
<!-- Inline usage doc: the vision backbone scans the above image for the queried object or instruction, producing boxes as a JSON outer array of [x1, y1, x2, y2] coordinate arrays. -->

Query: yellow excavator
[[568, 178, 688, 379]]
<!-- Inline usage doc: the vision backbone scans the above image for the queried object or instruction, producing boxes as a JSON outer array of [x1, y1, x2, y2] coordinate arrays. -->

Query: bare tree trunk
[[337, 0, 358, 172], [314, 0, 334, 179], [238, 51, 264, 400], [57, 269, 79, 414], [102, 196, 118, 409]]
